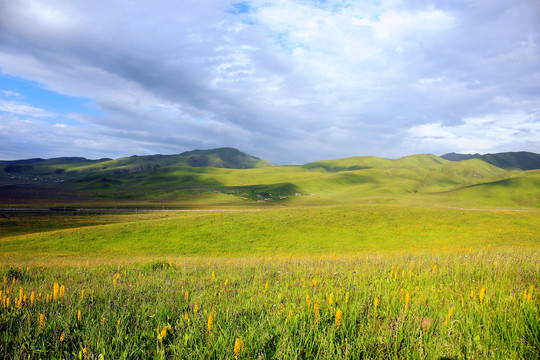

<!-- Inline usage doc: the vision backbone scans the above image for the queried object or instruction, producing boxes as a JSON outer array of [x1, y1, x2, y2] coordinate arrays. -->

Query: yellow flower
[[335, 308, 343, 329], [288, 309, 294, 321], [60, 331, 65, 342], [306, 294, 311, 308], [59, 285, 65, 298], [39, 313, 44, 331], [234, 338, 244, 360], [193, 301, 199, 315], [30, 290, 35, 306], [327, 292, 334, 306], [404, 291, 410, 311], [479, 285, 486, 303], [314, 303, 321, 323], [207, 309, 215, 332], [53, 283, 59, 300], [444, 307, 454, 327], [345, 292, 349, 304], [374, 295, 379, 309], [184, 290, 189, 301], [77, 309, 82, 322], [158, 325, 170, 341]]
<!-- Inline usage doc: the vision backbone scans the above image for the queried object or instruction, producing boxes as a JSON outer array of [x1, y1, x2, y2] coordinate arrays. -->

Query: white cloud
[[0, 0, 538, 162], [407, 111, 540, 154], [0, 99, 56, 118]]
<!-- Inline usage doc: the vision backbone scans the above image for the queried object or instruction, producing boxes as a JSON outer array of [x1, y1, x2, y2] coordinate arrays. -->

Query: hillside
[[0, 148, 273, 178], [441, 151, 540, 170], [1, 150, 539, 209]]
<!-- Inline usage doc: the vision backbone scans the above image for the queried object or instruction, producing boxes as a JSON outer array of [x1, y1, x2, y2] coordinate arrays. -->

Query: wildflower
[[39, 313, 44, 331], [184, 290, 189, 301], [264, 281, 269, 293], [184, 312, 189, 323], [30, 290, 35, 306], [81, 289, 85, 300], [193, 301, 199, 315], [345, 291, 349, 304], [234, 338, 244, 359], [470, 289, 474, 299], [211, 271, 215, 282], [53, 283, 59, 300], [59, 285, 65, 298], [327, 292, 334, 306], [444, 307, 454, 327], [224, 278, 229, 287], [77, 309, 82, 322], [479, 285, 486, 303], [60, 331, 65, 342], [374, 295, 379, 309], [335, 308, 343, 329], [158, 325, 170, 341], [207, 309, 215, 331], [404, 291, 410, 311], [288, 309, 294, 321], [306, 294, 311, 308], [314, 303, 321, 323]]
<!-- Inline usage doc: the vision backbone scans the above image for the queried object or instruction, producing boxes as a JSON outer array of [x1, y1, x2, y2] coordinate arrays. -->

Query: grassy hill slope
[[2, 151, 539, 209], [1, 205, 538, 262]]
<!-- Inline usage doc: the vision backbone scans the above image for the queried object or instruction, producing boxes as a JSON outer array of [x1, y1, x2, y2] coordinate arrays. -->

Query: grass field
[[0, 205, 539, 359]]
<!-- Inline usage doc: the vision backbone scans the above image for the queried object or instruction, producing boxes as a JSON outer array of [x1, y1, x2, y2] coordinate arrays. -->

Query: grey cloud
[[0, 0, 538, 163]]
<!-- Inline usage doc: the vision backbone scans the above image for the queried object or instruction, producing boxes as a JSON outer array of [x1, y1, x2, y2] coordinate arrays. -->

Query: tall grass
[[1, 246, 538, 359]]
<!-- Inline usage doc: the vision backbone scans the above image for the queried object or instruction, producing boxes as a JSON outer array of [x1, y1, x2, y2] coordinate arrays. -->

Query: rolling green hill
[[1, 150, 538, 209]]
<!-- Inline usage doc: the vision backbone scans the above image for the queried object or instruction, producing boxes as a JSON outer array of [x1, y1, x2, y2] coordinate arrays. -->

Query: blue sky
[[0, 0, 539, 163], [0, 73, 102, 120]]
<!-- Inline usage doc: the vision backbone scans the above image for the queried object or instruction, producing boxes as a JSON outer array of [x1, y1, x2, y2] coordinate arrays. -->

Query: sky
[[0, 0, 539, 164]]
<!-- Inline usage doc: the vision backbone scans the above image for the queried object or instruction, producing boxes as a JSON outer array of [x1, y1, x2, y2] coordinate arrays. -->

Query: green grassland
[[3, 153, 538, 210], [1, 205, 539, 358], [1, 205, 539, 263], [1, 151, 539, 358]]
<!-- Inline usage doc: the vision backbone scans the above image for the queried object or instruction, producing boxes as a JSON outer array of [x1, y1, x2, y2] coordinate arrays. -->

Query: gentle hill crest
[[0, 147, 274, 176]]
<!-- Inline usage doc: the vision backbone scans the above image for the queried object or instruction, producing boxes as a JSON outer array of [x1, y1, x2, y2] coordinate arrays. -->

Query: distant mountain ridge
[[441, 151, 540, 171], [1, 149, 539, 208], [0, 147, 273, 176]]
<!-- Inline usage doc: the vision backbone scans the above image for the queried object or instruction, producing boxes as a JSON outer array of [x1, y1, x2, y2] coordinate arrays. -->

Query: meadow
[[1, 205, 539, 359]]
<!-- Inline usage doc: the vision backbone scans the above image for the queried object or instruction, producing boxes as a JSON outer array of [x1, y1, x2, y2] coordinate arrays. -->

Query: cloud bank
[[0, 0, 539, 163]]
